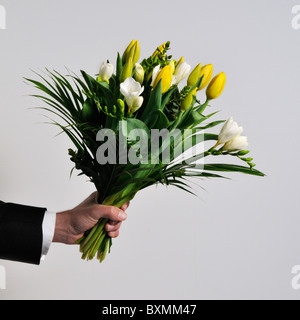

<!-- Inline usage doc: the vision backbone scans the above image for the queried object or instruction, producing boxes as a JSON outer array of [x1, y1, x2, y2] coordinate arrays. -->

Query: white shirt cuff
[[41, 210, 56, 261]]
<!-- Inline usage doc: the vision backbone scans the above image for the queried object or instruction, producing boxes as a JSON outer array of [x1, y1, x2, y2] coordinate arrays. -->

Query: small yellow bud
[[122, 40, 135, 65], [187, 63, 202, 87], [176, 56, 184, 67], [198, 64, 213, 91], [206, 72, 226, 100], [152, 65, 173, 93], [181, 87, 198, 111], [120, 57, 133, 83], [152, 43, 166, 59], [117, 99, 125, 116]]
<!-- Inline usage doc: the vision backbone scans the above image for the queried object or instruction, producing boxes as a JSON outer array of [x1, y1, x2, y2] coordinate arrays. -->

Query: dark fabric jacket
[[0, 201, 46, 264]]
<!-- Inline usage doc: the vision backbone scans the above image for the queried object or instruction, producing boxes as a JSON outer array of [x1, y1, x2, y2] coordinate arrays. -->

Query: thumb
[[92, 205, 127, 222]]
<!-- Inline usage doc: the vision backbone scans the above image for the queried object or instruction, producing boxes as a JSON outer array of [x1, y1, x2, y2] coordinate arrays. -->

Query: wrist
[[53, 210, 74, 244]]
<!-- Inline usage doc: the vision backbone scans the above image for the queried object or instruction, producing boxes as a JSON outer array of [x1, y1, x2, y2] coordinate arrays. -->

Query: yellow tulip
[[198, 64, 213, 91], [133, 41, 140, 65], [206, 72, 226, 100], [181, 87, 198, 111], [187, 63, 202, 87], [128, 40, 140, 65], [152, 43, 166, 59], [120, 57, 133, 83], [122, 40, 135, 65], [152, 64, 173, 93], [169, 60, 176, 74]]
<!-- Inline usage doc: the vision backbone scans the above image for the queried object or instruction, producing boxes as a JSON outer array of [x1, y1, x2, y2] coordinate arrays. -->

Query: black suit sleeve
[[0, 201, 46, 265]]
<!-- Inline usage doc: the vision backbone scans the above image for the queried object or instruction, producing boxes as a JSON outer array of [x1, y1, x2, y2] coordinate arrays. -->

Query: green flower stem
[[80, 223, 99, 252], [196, 98, 210, 114], [171, 110, 184, 130], [81, 218, 108, 255], [81, 250, 89, 260], [75, 235, 85, 245], [88, 231, 106, 260], [80, 191, 137, 262], [99, 236, 110, 263]]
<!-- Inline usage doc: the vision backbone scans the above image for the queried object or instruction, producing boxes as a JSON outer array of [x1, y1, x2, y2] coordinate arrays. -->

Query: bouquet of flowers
[[27, 40, 264, 263]]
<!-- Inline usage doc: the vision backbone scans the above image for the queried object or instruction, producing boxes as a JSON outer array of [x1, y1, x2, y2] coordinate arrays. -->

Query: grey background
[[0, 0, 299, 300]]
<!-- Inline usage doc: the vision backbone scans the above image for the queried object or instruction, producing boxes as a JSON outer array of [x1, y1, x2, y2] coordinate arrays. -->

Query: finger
[[105, 222, 122, 232], [92, 205, 127, 222], [121, 201, 130, 211], [108, 230, 120, 238], [109, 220, 119, 225]]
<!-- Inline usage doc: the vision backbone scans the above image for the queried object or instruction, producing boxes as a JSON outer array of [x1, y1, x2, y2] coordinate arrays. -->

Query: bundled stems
[[80, 218, 109, 261], [79, 193, 134, 263]]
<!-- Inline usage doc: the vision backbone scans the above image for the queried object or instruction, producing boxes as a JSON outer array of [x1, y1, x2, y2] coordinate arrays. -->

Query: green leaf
[[51, 70, 84, 111], [161, 85, 178, 111], [153, 110, 170, 129], [81, 71, 114, 106], [25, 77, 64, 107], [168, 179, 196, 196], [81, 98, 100, 123], [140, 80, 162, 128], [203, 163, 265, 176], [203, 133, 219, 141], [119, 118, 150, 141], [196, 120, 225, 130], [54, 122, 84, 152], [44, 70, 79, 117], [184, 171, 228, 179], [177, 111, 205, 130], [116, 52, 123, 81]]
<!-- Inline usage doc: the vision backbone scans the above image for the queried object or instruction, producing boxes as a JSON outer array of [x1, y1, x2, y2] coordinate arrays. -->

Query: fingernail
[[106, 224, 114, 231], [118, 211, 127, 220]]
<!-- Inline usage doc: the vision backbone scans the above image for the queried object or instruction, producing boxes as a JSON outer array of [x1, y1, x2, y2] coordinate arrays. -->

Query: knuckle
[[110, 206, 119, 219]]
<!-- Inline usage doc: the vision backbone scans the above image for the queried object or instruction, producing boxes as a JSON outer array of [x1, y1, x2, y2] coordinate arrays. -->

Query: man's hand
[[53, 192, 130, 245]]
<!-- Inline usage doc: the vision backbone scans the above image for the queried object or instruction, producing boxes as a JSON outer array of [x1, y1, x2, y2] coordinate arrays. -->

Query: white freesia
[[150, 65, 161, 87], [131, 96, 144, 113], [218, 117, 243, 145], [120, 77, 144, 112], [134, 63, 145, 84], [98, 62, 114, 81], [172, 61, 191, 85], [223, 136, 249, 151]]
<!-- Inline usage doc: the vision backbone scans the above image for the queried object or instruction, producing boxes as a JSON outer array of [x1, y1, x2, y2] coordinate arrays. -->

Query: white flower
[[172, 61, 191, 85], [218, 117, 243, 145], [134, 63, 145, 84], [98, 62, 114, 81], [223, 136, 249, 151], [120, 77, 144, 112], [215, 117, 248, 151], [150, 65, 161, 87], [131, 96, 144, 113]]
